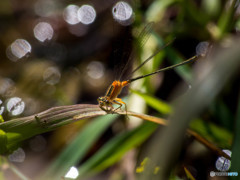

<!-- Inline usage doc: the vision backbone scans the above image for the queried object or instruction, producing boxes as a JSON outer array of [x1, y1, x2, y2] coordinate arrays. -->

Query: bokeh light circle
[[63, 5, 80, 25], [6, 97, 25, 116], [34, 22, 54, 42], [78, 5, 96, 25], [10, 39, 31, 60], [112, 1, 133, 25]]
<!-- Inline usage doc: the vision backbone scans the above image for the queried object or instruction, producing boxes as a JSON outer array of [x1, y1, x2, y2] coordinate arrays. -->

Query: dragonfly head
[[97, 96, 108, 106]]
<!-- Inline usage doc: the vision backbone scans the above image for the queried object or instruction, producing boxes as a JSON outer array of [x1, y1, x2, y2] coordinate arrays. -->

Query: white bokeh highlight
[[87, 61, 105, 79], [65, 166, 79, 179], [63, 5, 80, 25], [6, 97, 25, 116], [10, 39, 31, 60], [112, 1, 133, 25], [34, 22, 54, 42], [78, 5, 96, 25], [43, 67, 61, 85], [8, 148, 26, 163], [215, 149, 232, 171], [0, 78, 15, 96], [196, 41, 209, 56], [0, 99, 4, 115]]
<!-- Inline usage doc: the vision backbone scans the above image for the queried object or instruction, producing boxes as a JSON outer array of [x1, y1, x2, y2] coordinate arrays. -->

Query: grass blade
[[131, 89, 172, 114], [77, 122, 158, 178], [42, 114, 118, 179]]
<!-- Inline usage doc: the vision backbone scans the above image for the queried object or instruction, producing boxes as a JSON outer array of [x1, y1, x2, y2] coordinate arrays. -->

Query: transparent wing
[[130, 38, 175, 75], [118, 22, 154, 80]]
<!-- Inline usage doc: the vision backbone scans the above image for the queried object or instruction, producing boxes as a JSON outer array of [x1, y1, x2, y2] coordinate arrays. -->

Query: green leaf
[[0, 130, 7, 154], [0, 104, 107, 154], [184, 167, 196, 180], [146, 0, 176, 22], [217, 0, 238, 38], [77, 122, 158, 178], [184, 0, 209, 26], [189, 119, 232, 148], [202, 0, 221, 17], [210, 100, 234, 130], [9, 164, 30, 180], [131, 89, 172, 114], [42, 114, 118, 180], [0, 156, 30, 180], [0, 115, 4, 123]]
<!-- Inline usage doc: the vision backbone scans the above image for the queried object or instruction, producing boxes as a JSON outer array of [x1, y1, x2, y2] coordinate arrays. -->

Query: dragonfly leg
[[113, 98, 127, 112], [114, 98, 127, 110], [112, 100, 122, 111], [99, 103, 114, 113], [109, 103, 114, 113], [99, 105, 108, 111], [113, 98, 128, 116]]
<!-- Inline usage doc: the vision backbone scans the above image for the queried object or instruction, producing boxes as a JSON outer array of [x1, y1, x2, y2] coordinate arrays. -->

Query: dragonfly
[[97, 23, 199, 113]]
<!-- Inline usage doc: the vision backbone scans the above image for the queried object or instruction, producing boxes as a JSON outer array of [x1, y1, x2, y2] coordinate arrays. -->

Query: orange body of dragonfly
[[98, 22, 200, 113], [97, 55, 199, 112], [98, 80, 129, 112]]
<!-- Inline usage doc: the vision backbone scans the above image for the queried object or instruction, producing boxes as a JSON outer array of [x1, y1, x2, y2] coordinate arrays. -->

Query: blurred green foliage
[[0, 0, 239, 179]]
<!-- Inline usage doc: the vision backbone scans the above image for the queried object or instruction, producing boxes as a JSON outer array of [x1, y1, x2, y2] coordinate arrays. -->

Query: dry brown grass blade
[[0, 104, 106, 132], [0, 104, 229, 160], [122, 111, 230, 160]]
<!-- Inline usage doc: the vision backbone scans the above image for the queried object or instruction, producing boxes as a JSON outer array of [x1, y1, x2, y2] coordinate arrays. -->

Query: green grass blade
[[131, 89, 172, 115], [0, 130, 7, 154], [217, 0, 238, 39], [189, 119, 232, 148], [0, 104, 106, 154], [77, 122, 158, 178], [41, 114, 118, 179], [9, 164, 30, 180]]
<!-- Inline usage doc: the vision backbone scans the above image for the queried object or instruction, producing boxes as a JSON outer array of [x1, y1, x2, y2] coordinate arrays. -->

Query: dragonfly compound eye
[[98, 97, 107, 104]]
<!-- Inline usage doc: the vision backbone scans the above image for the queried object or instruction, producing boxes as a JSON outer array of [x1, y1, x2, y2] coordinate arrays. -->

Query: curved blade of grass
[[218, 0, 238, 39], [0, 156, 30, 180], [0, 102, 229, 165], [131, 89, 172, 114], [140, 38, 240, 180], [130, 78, 231, 159], [146, 0, 175, 22], [77, 122, 158, 178], [9, 163, 30, 180], [189, 118, 232, 148], [0, 103, 165, 155], [41, 114, 118, 180], [184, 166, 196, 180], [210, 100, 234, 130], [129, 112, 230, 160], [0, 130, 7, 154], [0, 104, 107, 154]]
